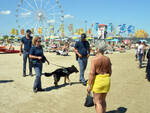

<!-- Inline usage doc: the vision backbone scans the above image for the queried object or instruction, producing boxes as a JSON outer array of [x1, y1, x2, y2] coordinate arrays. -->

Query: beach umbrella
[[106, 39, 112, 42], [72, 37, 79, 40], [112, 39, 119, 42], [86, 37, 93, 40], [106, 37, 113, 40], [140, 40, 147, 43]]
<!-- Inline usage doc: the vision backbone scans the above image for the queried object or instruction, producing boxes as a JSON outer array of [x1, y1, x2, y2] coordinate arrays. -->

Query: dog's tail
[[44, 72, 55, 77]]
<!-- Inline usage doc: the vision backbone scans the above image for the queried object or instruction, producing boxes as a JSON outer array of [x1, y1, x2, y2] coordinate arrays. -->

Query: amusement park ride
[[0, 0, 65, 53], [15, 0, 64, 36]]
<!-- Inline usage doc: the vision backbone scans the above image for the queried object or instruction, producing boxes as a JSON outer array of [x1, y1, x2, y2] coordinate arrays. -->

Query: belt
[[82, 56, 88, 58]]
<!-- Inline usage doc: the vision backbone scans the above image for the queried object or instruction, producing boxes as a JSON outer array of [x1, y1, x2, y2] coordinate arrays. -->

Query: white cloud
[[64, 14, 74, 19], [47, 19, 56, 24], [0, 10, 11, 15]]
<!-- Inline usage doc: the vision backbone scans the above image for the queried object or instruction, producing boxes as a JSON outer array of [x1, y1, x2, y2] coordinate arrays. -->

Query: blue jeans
[[33, 63, 43, 89], [78, 57, 88, 82], [139, 53, 143, 68], [23, 51, 32, 75]]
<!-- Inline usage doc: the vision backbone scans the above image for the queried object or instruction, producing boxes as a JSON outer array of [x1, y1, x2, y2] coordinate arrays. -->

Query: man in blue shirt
[[20, 29, 33, 77], [74, 33, 90, 86]]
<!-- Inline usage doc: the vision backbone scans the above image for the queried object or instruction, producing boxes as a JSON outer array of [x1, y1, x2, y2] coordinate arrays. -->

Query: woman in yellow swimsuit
[[87, 40, 112, 113]]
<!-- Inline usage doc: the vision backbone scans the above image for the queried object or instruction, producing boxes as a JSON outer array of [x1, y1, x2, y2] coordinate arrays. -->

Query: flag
[[50, 25, 54, 33], [15, 29, 19, 35], [95, 23, 99, 31], [11, 28, 16, 35], [31, 28, 34, 34], [120, 24, 126, 33], [21, 29, 24, 35], [107, 23, 113, 32], [127, 25, 135, 34], [38, 27, 42, 34]]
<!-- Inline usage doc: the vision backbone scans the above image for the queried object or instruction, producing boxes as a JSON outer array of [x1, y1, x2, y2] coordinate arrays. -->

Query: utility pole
[[85, 20, 87, 34]]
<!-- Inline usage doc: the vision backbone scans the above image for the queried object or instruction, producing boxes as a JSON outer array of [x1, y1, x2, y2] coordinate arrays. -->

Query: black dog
[[44, 65, 79, 86]]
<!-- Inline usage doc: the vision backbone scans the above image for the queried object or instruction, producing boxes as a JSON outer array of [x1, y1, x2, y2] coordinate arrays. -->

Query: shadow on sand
[[45, 81, 82, 92], [106, 107, 127, 113], [0, 80, 14, 83]]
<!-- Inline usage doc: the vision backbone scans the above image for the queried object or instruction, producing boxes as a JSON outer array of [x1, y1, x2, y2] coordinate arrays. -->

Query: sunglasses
[[37, 40, 41, 42]]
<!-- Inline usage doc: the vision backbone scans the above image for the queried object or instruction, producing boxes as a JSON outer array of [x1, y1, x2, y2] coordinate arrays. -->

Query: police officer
[[74, 33, 90, 86], [29, 36, 49, 93], [20, 29, 33, 77]]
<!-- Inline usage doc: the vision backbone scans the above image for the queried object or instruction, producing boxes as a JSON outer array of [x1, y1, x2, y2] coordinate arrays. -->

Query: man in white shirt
[[137, 41, 144, 68]]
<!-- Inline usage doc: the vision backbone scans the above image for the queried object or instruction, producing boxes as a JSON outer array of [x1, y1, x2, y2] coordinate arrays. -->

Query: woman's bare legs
[[93, 93, 107, 113]]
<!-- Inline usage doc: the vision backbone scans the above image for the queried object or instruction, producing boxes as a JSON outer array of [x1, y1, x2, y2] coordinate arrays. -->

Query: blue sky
[[0, 0, 150, 36]]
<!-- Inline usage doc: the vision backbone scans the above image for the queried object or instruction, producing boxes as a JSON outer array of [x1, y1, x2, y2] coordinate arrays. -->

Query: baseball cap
[[81, 33, 86, 39], [26, 29, 32, 33]]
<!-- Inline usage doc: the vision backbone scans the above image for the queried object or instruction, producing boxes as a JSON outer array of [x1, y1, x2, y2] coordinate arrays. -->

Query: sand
[[0, 49, 150, 113]]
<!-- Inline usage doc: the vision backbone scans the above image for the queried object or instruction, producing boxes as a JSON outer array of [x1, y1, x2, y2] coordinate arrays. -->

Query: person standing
[[135, 42, 139, 61], [20, 29, 33, 77], [74, 33, 90, 86], [29, 36, 49, 93], [142, 41, 147, 61], [87, 40, 112, 113], [137, 41, 144, 68], [146, 48, 150, 81]]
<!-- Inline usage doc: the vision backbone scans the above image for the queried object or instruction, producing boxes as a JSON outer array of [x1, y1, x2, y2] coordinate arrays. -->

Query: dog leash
[[50, 62, 66, 68], [41, 63, 66, 75]]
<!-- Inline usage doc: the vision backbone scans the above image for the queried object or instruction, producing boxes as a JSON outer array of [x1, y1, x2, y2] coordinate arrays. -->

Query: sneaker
[[33, 88, 38, 93], [38, 88, 45, 92], [23, 74, 26, 77], [82, 82, 87, 86], [29, 73, 33, 76], [23, 72, 26, 77]]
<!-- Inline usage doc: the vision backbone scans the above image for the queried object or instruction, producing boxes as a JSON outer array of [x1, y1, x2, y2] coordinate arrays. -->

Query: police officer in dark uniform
[[29, 36, 49, 93], [74, 33, 90, 86], [20, 29, 33, 77]]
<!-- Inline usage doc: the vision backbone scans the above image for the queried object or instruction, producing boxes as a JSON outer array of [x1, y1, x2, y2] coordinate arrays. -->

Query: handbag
[[84, 92, 94, 107]]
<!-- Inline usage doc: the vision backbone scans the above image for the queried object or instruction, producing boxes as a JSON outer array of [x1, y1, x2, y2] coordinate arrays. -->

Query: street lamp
[[85, 20, 87, 34]]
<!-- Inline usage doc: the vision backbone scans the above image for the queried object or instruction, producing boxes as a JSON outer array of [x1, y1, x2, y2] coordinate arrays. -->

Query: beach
[[0, 50, 150, 113]]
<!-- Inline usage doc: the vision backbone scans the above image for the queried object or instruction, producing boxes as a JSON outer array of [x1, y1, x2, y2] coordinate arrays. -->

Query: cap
[[81, 33, 86, 39], [26, 29, 32, 33]]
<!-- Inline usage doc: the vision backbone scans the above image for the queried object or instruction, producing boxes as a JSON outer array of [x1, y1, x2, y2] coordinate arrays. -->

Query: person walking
[[87, 40, 112, 113], [29, 36, 49, 93], [20, 29, 33, 77], [137, 41, 144, 68], [74, 33, 90, 86]]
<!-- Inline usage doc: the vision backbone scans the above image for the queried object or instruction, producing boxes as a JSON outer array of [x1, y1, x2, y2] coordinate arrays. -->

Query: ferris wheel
[[16, 0, 64, 36]]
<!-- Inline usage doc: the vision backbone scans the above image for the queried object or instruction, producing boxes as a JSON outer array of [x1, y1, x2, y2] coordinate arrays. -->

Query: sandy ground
[[0, 49, 150, 113]]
